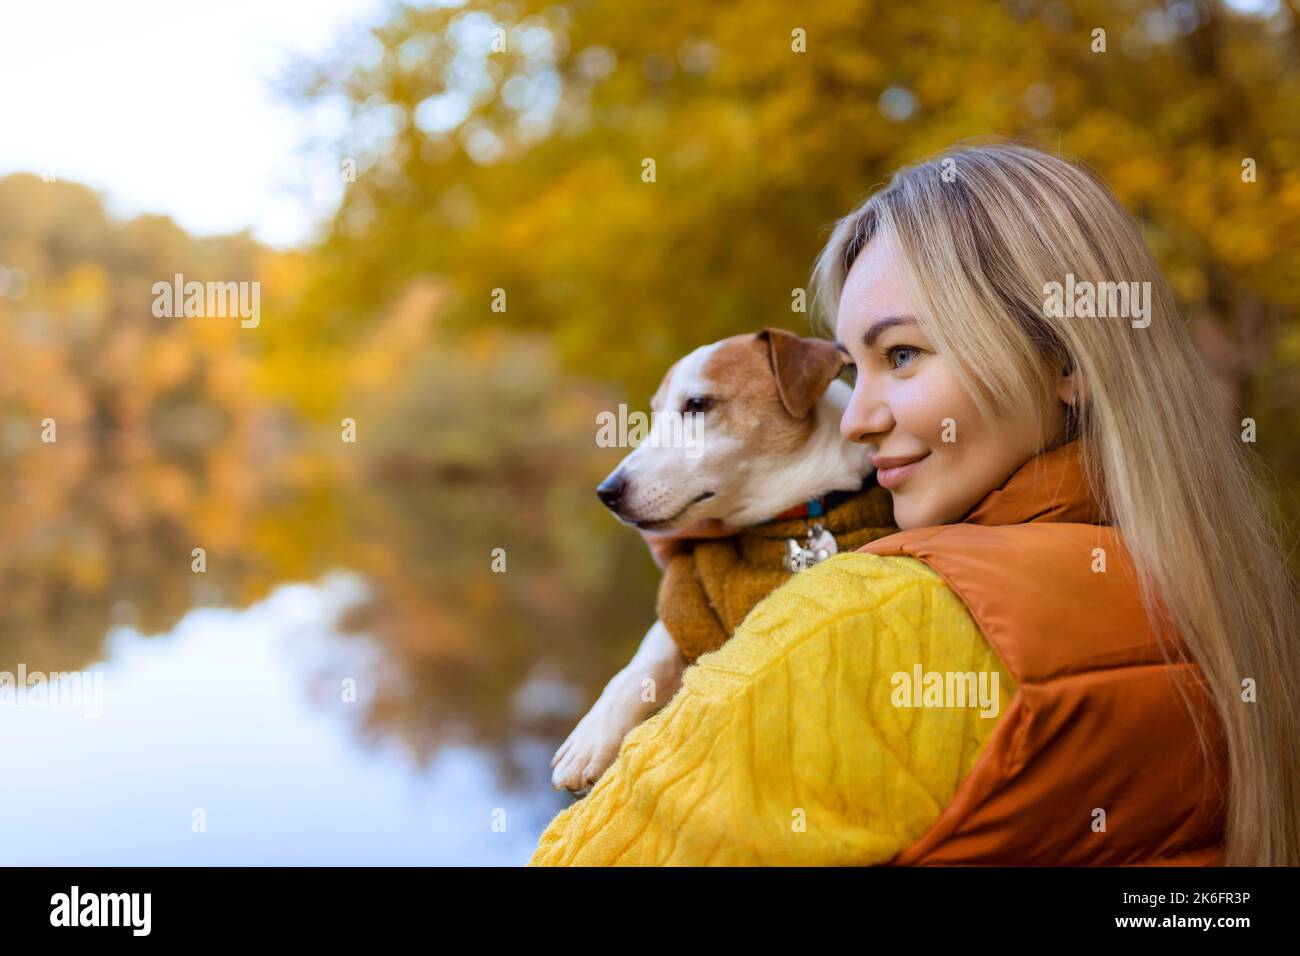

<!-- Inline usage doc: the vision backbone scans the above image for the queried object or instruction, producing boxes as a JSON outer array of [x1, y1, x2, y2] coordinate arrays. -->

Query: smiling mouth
[[875, 453, 930, 490], [633, 491, 716, 531]]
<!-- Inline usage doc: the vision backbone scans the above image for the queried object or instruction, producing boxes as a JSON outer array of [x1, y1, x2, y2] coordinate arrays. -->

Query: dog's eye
[[682, 396, 714, 413]]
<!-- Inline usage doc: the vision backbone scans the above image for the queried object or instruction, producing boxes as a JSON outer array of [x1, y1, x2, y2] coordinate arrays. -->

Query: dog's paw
[[549, 700, 642, 795]]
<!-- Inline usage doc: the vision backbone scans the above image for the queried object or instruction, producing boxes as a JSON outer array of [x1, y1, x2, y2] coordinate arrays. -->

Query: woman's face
[[835, 237, 1067, 530]]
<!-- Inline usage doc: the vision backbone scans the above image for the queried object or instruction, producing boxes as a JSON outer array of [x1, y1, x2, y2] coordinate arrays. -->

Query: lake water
[[0, 345, 658, 867], [0, 569, 605, 865]]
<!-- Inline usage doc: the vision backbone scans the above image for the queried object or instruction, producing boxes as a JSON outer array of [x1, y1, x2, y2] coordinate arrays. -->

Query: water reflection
[[0, 374, 657, 864], [0, 572, 579, 865]]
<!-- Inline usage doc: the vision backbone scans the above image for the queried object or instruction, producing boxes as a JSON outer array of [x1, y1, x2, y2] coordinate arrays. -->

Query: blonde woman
[[529, 143, 1300, 866]]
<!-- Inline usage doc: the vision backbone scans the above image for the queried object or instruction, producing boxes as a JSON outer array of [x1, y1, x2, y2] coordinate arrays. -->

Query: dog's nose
[[596, 472, 626, 510]]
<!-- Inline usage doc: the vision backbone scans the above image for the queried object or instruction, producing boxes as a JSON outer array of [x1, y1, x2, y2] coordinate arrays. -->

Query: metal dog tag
[[783, 523, 838, 572]]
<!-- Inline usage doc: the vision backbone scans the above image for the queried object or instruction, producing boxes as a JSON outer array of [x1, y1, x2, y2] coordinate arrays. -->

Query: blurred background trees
[[0, 170, 650, 778], [293, 0, 1300, 419], [298, 0, 1300, 540]]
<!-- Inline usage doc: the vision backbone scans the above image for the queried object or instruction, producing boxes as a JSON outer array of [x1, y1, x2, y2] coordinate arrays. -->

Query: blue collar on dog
[[771, 473, 875, 521]]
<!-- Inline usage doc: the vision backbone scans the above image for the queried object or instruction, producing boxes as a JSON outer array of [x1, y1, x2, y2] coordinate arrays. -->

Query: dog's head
[[596, 328, 859, 532]]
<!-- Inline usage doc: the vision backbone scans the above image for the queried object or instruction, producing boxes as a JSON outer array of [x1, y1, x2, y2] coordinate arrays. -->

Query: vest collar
[[962, 439, 1106, 527]]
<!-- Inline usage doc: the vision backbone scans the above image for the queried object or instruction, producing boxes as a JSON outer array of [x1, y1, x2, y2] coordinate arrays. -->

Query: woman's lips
[[873, 453, 930, 490]]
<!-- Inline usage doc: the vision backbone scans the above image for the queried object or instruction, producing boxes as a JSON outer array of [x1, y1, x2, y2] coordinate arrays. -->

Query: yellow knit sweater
[[528, 552, 1015, 866]]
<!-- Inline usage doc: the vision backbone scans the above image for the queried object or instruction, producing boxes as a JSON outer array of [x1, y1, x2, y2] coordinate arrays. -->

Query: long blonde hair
[[811, 141, 1300, 866]]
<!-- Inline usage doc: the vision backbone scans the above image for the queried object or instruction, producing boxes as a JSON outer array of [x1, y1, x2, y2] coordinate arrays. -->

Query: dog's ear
[[757, 328, 845, 419]]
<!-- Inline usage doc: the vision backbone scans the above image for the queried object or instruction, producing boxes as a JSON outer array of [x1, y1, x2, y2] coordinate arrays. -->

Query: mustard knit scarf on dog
[[657, 480, 897, 662]]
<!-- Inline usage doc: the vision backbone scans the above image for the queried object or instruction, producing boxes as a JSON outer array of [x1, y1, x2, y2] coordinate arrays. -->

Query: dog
[[550, 328, 898, 795]]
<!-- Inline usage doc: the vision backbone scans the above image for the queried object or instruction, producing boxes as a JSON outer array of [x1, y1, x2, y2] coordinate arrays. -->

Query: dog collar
[[773, 497, 830, 520], [771, 474, 875, 521]]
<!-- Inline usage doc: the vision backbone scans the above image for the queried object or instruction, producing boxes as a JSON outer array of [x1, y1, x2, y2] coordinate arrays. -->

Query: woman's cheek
[[915, 365, 981, 447], [893, 372, 955, 447], [892, 369, 986, 526]]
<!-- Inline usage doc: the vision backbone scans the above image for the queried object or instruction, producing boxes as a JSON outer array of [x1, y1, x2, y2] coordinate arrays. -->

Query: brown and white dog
[[550, 328, 876, 795]]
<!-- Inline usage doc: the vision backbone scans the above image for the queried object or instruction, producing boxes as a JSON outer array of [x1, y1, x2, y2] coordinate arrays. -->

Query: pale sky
[[0, 0, 391, 248]]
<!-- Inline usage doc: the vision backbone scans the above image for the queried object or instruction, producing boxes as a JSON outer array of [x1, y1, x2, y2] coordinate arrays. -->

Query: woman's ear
[[757, 328, 845, 419], [1055, 360, 1087, 409]]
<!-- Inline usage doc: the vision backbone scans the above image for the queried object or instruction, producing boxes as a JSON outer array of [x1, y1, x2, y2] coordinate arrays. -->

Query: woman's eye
[[683, 396, 713, 413], [839, 363, 858, 386], [887, 346, 919, 369]]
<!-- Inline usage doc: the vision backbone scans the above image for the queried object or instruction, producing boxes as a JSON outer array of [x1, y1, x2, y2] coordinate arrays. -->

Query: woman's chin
[[890, 493, 948, 531], [888, 495, 918, 531]]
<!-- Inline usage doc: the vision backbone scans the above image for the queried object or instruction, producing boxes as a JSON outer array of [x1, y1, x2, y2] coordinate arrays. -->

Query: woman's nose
[[840, 381, 893, 445]]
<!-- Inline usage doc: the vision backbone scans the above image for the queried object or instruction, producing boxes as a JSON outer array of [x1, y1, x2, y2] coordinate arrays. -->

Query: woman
[[529, 143, 1300, 866]]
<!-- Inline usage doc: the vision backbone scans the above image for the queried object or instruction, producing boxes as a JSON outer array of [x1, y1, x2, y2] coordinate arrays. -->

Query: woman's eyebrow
[[862, 315, 917, 347]]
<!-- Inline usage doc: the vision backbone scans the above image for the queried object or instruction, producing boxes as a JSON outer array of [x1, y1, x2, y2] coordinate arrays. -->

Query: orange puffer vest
[[859, 440, 1228, 865]]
